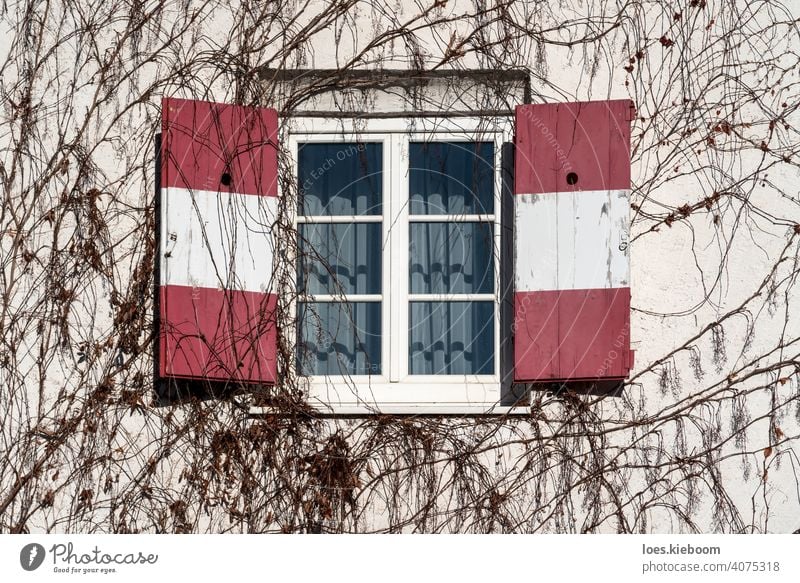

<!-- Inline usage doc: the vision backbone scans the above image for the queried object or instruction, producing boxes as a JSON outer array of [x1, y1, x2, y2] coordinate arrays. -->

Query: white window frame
[[284, 117, 521, 415]]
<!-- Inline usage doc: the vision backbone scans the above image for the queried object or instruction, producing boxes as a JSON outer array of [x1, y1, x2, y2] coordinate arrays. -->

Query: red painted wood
[[160, 285, 278, 384], [514, 99, 632, 195], [514, 288, 632, 382], [513, 99, 633, 383], [159, 98, 279, 385], [162, 97, 278, 196]]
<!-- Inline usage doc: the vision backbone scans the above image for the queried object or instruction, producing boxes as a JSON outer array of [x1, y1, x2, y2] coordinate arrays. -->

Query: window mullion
[[301, 294, 383, 302], [494, 135, 503, 378], [389, 134, 408, 382], [407, 293, 494, 302], [297, 215, 382, 224], [408, 214, 495, 223]]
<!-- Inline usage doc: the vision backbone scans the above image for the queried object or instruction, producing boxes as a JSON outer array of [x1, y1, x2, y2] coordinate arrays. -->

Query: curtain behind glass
[[409, 142, 494, 215], [298, 302, 382, 376], [408, 141, 495, 376], [409, 301, 494, 375], [297, 142, 383, 376], [410, 222, 493, 294], [298, 143, 382, 215], [299, 223, 382, 295]]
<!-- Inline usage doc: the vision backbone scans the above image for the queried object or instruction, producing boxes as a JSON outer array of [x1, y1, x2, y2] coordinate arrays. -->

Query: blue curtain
[[409, 301, 494, 375], [299, 223, 382, 295], [408, 142, 495, 375], [298, 302, 382, 376], [297, 142, 383, 376], [298, 143, 382, 215], [409, 141, 494, 215], [410, 222, 493, 294]]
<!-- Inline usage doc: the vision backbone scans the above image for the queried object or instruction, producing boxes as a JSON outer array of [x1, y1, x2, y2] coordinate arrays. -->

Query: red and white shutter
[[513, 99, 634, 382], [158, 97, 278, 384]]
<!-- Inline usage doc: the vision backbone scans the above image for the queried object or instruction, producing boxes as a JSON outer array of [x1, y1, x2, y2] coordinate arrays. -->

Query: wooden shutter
[[158, 97, 279, 386], [513, 99, 634, 382]]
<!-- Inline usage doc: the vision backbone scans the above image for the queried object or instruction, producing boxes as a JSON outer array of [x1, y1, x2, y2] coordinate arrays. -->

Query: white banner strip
[[2, 534, 797, 582], [161, 187, 277, 292], [515, 189, 630, 292]]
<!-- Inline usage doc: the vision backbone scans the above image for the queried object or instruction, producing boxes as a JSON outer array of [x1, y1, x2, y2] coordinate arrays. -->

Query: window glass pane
[[410, 222, 493, 294], [409, 142, 494, 215], [298, 302, 381, 376], [409, 301, 494, 375], [298, 143, 382, 215], [299, 223, 382, 295]]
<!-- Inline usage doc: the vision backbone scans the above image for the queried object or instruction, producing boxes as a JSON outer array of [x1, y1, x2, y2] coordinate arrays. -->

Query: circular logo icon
[[20, 543, 46, 571]]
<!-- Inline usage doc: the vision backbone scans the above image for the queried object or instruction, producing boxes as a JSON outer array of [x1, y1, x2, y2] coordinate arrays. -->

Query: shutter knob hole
[[220, 172, 232, 186], [566, 172, 578, 185]]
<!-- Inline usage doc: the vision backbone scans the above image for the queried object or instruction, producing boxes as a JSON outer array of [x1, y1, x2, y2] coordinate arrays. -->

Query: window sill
[[249, 402, 530, 417]]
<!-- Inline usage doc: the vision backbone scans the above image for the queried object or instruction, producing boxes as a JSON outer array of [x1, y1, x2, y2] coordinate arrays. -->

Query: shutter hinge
[[626, 102, 637, 121]]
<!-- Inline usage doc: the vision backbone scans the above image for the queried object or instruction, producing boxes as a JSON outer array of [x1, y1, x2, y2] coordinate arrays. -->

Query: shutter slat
[[514, 99, 633, 383], [158, 98, 278, 386]]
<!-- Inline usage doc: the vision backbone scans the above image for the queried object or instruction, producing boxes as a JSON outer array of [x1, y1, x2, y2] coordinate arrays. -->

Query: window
[[288, 119, 512, 413], [157, 97, 633, 411]]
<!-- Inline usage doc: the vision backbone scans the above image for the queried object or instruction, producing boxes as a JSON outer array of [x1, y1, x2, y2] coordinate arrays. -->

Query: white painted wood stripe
[[514, 189, 629, 292], [160, 187, 277, 293]]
